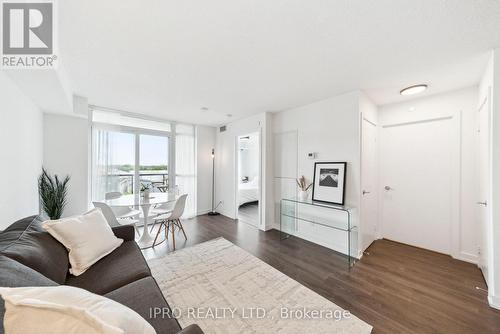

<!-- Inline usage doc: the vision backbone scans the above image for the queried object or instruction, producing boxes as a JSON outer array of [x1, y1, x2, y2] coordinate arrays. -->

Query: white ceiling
[[59, 0, 500, 126]]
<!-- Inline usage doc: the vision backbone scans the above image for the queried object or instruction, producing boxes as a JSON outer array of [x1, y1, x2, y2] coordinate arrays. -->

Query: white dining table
[[105, 192, 177, 249]]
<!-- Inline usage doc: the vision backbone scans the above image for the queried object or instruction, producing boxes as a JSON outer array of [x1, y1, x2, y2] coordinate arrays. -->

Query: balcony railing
[[112, 173, 169, 194]]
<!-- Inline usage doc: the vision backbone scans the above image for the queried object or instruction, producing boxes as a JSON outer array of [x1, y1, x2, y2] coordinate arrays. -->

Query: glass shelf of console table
[[280, 197, 358, 267]]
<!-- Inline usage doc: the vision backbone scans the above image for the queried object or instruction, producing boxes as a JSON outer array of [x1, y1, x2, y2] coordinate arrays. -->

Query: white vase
[[298, 190, 308, 201], [143, 189, 150, 199]]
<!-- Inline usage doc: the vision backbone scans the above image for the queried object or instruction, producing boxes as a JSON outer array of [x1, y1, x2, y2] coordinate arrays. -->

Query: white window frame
[[90, 115, 175, 199]]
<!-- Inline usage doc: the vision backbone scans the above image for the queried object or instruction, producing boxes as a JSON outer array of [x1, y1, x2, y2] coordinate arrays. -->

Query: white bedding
[[238, 179, 259, 206]]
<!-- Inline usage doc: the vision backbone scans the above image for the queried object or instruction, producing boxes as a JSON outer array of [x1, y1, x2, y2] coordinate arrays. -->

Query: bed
[[238, 177, 259, 206]]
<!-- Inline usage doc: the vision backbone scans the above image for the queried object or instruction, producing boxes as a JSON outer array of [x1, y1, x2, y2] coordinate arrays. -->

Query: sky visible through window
[[109, 132, 168, 168]]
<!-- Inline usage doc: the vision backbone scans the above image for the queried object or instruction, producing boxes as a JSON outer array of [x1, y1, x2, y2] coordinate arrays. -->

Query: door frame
[[378, 113, 461, 259], [360, 114, 379, 254], [477, 88, 492, 282], [234, 131, 262, 229]]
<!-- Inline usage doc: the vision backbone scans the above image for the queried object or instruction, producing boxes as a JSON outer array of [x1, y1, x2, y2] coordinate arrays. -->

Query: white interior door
[[361, 118, 378, 251], [477, 93, 491, 284], [380, 118, 455, 254]]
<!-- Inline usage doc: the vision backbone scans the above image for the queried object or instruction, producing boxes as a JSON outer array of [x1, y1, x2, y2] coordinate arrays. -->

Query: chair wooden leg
[[164, 221, 169, 240], [134, 225, 141, 238], [152, 222, 163, 247], [177, 219, 187, 240], [150, 221, 156, 233], [171, 220, 176, 250]]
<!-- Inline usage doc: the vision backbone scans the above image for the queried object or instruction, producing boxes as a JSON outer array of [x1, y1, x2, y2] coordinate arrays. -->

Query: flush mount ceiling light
[[400, 84, 428, 96]]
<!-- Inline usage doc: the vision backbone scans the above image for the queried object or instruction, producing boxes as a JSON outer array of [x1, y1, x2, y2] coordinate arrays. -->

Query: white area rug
[[147, 238, 372, 334]]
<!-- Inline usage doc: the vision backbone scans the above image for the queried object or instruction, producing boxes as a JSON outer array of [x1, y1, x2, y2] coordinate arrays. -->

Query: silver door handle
[[363, 190, 371, 195], [384, 186, 392, 191], [477, 201, 487, 206]]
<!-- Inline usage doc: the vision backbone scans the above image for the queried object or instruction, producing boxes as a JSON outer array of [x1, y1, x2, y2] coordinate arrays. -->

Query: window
[[139, 134, 169, 193], [90, 109, 196, 218], [92, 131, 136, 199]]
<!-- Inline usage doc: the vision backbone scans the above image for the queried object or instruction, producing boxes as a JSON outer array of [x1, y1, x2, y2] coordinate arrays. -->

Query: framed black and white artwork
[[312, 162, 347, 205]]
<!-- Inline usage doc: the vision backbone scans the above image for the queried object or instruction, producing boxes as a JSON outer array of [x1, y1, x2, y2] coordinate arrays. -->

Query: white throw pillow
[[43, 208, 123, 276], [0, 286, 156, 334]]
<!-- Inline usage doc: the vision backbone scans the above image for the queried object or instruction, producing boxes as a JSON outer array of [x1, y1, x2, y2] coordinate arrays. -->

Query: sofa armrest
[[177, 324, 204, 334], [111, 225, 135, 241]]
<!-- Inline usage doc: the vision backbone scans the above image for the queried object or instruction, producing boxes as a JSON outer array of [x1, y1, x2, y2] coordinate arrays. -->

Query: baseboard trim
[[217, 210, 235, 220], [196, 209, 212, 216], [488, 295, 500, 310], [356, 250, 364, 260], [455, 251, 479, 265]]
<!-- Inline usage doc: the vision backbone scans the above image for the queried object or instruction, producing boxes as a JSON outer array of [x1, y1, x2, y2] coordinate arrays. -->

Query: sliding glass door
[[92, 128, 170, 201]]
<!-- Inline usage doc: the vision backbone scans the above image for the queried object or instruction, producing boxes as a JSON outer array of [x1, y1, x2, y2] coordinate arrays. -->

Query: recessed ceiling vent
[[219, 125, 227, 132]]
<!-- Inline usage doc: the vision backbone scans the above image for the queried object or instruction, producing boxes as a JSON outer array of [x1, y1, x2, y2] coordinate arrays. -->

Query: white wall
[[43, 113, 89, 217], [273, 91, 362, 254], [379, 87, 479, 263], [196, 125, 216, 215], [274, 91, 362, 207], [0, 72, 43, 229], [215, 112, 273, 230]]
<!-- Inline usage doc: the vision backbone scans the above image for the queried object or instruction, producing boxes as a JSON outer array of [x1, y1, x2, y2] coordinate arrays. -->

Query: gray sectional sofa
[[0, 215, 203, 334]]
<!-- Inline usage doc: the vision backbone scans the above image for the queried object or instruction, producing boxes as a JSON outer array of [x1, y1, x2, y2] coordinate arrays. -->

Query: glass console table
[[280, 197, 358, 267]]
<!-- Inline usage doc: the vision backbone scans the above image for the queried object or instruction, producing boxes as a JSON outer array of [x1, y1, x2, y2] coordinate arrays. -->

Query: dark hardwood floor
[[237, 201, 259, 228], [142, 214, 500, 334]]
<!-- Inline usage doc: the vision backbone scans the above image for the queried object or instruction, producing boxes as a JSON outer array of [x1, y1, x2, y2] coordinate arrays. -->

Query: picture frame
[[312, 162, 347, 205]]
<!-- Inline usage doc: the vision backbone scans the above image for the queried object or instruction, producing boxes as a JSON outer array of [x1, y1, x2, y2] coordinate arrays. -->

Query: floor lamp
[[208, 148, 220, 216]]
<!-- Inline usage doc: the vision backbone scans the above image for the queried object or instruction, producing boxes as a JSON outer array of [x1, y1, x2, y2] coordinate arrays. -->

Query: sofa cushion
[[0, 255, 58, 334], [66, 241, 151, 295], [1, 286, 156, 334], [0, 255, 57, 288], [2, 215, 46, 233], [0, 216, 69, 284], [111, 224, 135, 241], [42, 209, 123, 276], [105, 277, 181, 334]]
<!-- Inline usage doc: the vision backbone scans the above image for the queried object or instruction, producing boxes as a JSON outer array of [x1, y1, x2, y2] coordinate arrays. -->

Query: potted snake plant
[[38, 168, 70, 220]]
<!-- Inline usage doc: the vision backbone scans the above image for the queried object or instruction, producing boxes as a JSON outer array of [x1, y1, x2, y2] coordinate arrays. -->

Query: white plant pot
[[298, 190, 308, 201]]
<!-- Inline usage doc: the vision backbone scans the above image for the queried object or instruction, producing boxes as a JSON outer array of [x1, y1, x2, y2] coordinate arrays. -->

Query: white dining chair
[[152, 194, 188, 250], [93, 202, 141, 237], [151, 201, 175, 216], [111, 205, 141, 220], [103, 191, 142, 222], [149, 201, 175, 232]]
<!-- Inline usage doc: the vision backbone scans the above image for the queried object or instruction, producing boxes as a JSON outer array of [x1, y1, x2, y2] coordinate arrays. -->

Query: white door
[[477, 93, 491, 284], [380, 118, 454, 254], [361, 118, 378, 251]]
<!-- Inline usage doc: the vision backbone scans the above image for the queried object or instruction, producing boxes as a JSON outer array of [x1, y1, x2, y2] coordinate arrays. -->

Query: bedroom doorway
[[236, 132, 260, 228]]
